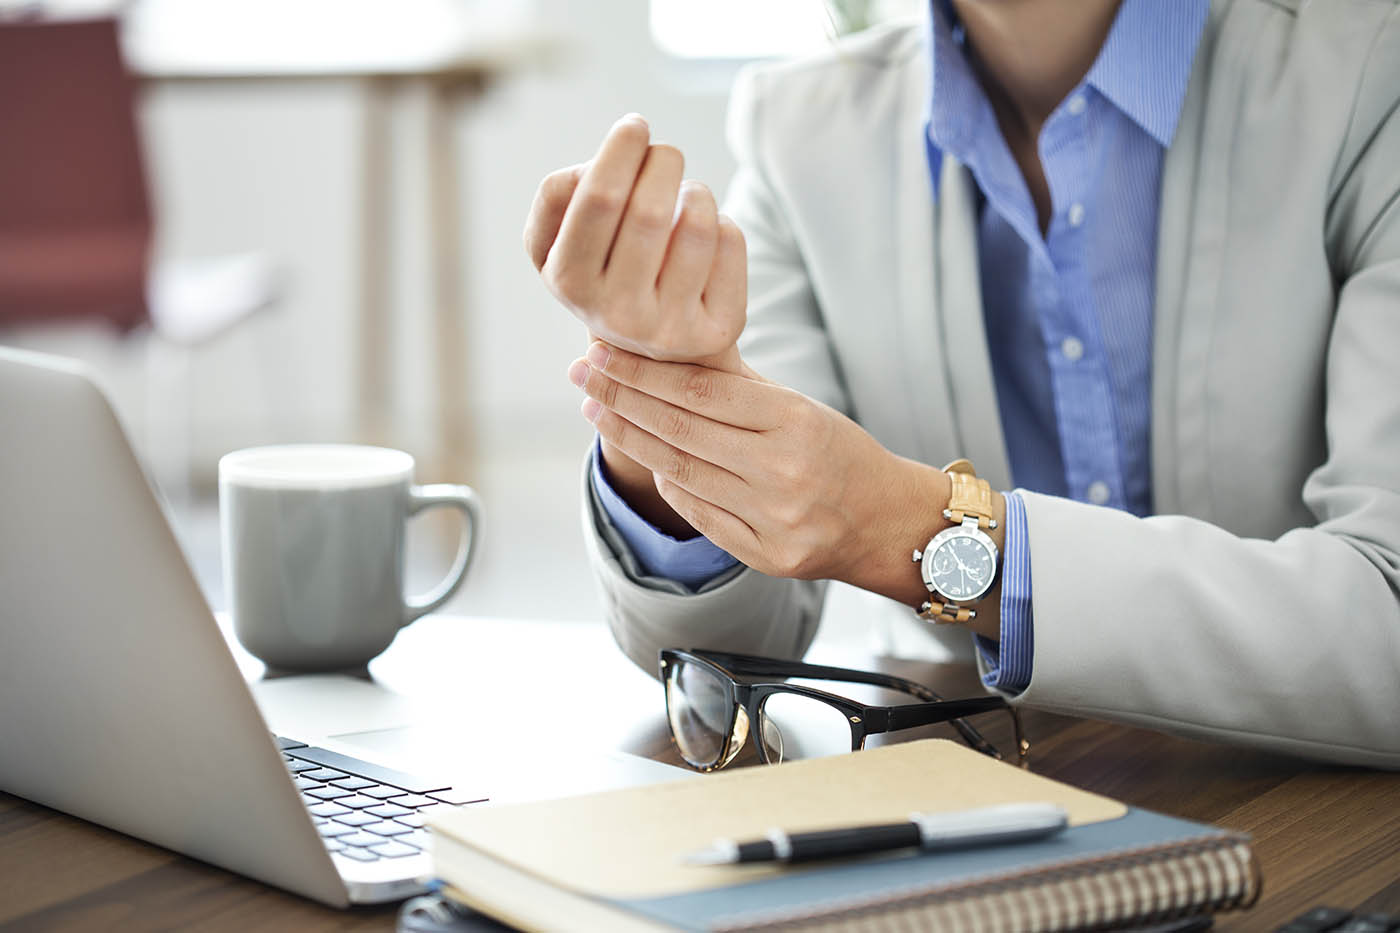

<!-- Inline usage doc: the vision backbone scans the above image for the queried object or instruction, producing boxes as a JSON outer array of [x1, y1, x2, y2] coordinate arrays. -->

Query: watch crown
[[912, 549, 923, 562]]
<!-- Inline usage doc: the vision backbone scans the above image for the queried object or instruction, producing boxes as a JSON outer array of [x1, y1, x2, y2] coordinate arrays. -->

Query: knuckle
[[597, 375, 622, 410], [540, 166, 577, 201], [681, 368, 717, 406], [546, 263, 594, 306], [580, 184, 627, 217], [628, 200, 672, 234], [658, 407, 691, 444], [662, 449, 694, 485]]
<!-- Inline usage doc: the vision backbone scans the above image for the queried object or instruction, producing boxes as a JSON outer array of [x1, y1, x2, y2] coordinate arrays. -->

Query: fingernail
[[586, 343, 610, 368], [620, 112, 648, 128], [568, 358, 589, 388], [581, 398, 602, 423]]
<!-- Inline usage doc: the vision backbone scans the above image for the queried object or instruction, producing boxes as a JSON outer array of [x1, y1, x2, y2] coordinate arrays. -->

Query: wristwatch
[[912, 459, 999, 624]]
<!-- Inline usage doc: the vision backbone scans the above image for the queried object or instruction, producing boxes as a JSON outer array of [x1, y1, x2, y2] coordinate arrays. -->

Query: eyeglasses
[[659, 649, 1028, 772]]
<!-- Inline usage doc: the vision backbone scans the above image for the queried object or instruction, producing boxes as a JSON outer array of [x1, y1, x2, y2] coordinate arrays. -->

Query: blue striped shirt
[[590, 0, 1207, 694]]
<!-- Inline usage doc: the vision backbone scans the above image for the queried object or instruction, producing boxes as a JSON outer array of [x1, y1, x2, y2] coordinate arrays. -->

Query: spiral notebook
[[426, 739, 1260, 932]]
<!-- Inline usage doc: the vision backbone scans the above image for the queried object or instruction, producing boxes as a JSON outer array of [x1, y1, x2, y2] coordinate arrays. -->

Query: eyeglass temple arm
[[695, 651, 944, 701], [883, 695, 1008, 731]]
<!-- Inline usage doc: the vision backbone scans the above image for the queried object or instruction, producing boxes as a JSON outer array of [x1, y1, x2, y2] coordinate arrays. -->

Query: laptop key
[[293, 776, 326, 791], [332, 811, 380, 827], [369, 840, 420, 859], [332, 776, 376, 790], [334, 794, 381, 810], [307, 801, 351, 818], [305, 785, 353, 801], [386, 794, 437, 808], [336, 847, 379, 862], [359, 784, 409, 800], [339, 831, 387, 848], [287, 745, 451, 794], [363, 820, 413, 837], [300, 768, 350, 783], [401, 829, 432, 850], [366, 803, 413, 819], [324, 839, 346, 852], [394, 812, 427, 828], [318, 822, 356, 838], [285, 759, 321, 773], [275, 736, 309, 750]]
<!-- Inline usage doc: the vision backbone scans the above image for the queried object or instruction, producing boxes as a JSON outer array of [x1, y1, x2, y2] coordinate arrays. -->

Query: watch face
[[924, 533, 996, 601]]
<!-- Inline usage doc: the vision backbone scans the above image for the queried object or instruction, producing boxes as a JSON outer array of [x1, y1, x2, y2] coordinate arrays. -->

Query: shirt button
[[1087, 481, 1111, 505], [1067, 94, 1087, 116], [1060, 336, 1084, 362], [1068, 203, 1086, 227]]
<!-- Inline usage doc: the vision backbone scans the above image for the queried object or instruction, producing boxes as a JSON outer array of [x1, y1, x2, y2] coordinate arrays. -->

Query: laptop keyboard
[[277, 736, 487, 863]]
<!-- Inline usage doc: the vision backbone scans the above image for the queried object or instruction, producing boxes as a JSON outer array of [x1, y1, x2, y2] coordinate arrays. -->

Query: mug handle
[[403, 483, 482, 625]]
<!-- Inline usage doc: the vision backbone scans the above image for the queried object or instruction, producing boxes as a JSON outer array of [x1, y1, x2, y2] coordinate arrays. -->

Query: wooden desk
[[1, 617, 1397, 931]]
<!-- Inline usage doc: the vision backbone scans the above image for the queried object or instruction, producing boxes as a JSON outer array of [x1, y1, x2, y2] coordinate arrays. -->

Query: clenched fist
[[524, 114, 747, 369]]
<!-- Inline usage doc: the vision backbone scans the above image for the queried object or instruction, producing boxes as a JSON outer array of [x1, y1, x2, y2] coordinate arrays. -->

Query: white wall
[[8, 0, 744, 484]]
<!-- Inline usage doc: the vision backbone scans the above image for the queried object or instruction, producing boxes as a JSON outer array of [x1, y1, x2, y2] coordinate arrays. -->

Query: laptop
[[0, 346, 688, 906]]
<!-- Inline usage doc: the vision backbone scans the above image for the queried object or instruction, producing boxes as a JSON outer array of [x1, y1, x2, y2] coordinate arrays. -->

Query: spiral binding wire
[[713, 833, 1261, 933]]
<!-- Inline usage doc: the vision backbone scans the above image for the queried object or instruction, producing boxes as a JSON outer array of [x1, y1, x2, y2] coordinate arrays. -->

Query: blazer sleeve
[[583, 64, 844, 677], [1015, 17, 1400, 768]]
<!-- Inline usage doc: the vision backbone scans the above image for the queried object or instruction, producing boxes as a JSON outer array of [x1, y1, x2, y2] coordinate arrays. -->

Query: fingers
[[578, 341, 776, 430], [571, 353, 753, 467], [548, 114, 652, 283], [697, 215, 748, 350], [605, 143, 685, 284], [579, 395, 749, 513], [652, 474, 760, 560], [523, 164, 584, 271], [656, 180, 718, 307]]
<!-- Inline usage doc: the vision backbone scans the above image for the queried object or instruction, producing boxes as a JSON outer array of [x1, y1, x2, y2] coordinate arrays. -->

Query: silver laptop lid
[[0, 347, 349, 906]]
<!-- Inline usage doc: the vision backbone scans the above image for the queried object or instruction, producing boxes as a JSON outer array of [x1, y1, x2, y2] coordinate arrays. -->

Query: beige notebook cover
[[429, 739, 1126, 901]]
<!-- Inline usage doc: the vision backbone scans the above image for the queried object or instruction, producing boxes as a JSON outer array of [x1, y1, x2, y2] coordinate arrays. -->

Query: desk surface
[[2, 615, 1397, 931]]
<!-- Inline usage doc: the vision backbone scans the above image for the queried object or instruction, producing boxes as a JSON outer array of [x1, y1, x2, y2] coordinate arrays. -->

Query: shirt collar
[[1084, 0, 1209, 148], [924, 0, 1209, 192]]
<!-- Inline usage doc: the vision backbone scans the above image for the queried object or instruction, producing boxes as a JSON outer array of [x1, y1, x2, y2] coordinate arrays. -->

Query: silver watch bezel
[[918, 521, 999, 604]]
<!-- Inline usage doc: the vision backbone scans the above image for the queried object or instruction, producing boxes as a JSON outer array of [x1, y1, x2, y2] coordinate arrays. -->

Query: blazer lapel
[[891, 53, 1010, 489], [934, 157, 1012, 491]]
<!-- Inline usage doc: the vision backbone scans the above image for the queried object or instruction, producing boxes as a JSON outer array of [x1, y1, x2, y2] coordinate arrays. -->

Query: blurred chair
[[0, 15, 279, 498]]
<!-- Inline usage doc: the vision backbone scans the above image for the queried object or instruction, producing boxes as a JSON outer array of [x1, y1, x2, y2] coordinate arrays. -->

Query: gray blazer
[[582, 0, 1400, 767]]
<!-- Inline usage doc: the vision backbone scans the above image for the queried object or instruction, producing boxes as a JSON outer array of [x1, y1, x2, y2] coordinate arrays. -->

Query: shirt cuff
[[589, 439, 740, 589], [975, 490, 1034, 695]]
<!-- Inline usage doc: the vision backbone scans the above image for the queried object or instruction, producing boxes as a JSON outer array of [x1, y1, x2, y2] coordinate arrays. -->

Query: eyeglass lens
[[757, 693, 853, 763], [665, 659, 748, 769]]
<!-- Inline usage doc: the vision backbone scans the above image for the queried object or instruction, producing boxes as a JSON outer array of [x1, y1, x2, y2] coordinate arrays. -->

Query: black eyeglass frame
[[658, 648, 1028, 772]]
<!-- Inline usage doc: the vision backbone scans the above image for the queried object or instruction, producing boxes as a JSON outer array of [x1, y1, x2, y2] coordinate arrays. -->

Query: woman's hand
[[568, 341, 1006, 634], [524, 115, 747, 369]]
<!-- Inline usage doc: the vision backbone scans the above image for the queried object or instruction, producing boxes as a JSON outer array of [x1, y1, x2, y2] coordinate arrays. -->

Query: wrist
[[839, 456, 1005, 641], [597, 439, 698, 539]]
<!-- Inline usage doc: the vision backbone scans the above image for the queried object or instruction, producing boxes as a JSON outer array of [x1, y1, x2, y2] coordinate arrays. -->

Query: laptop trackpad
[[326, 723, 694, 805]]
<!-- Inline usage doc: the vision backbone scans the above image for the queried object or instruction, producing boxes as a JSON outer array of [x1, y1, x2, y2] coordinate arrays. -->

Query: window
[[650, 0, 923, 61]]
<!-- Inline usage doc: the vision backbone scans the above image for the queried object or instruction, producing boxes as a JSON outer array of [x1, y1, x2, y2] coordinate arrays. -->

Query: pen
[[681, 802, 1069, 866]]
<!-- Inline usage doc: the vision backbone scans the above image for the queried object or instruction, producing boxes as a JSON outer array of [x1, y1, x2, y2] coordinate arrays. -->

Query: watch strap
[[942, 458, 996, 531], [919, 599, 976, 625]]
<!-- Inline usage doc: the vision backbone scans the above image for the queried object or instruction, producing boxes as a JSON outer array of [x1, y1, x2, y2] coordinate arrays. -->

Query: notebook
[[426, 739, 1260, 932]]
